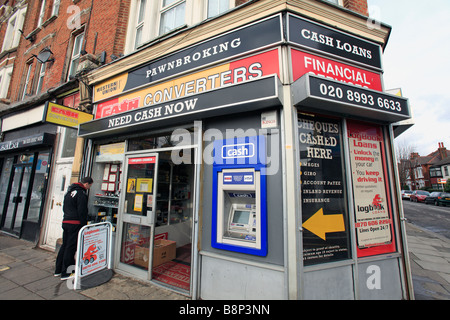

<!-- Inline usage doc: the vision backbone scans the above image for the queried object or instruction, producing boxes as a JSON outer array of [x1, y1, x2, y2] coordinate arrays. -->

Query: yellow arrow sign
[[302, 208, 345, 241]]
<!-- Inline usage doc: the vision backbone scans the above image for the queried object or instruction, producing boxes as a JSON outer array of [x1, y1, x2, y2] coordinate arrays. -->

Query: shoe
[[54, 273, 61, 277], [60, 273, 75, 281]]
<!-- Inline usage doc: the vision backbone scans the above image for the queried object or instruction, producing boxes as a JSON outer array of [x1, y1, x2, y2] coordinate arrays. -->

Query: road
[[402, 200, 450, 239]]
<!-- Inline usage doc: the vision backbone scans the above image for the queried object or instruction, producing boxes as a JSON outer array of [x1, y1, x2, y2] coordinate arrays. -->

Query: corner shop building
[[78, 7, 413, 300]]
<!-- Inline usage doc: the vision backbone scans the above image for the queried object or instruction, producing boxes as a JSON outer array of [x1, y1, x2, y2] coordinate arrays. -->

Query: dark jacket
[[63, 183, 89, 226]]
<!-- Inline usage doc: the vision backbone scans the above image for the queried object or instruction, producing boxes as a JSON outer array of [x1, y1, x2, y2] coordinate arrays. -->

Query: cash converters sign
[[93, 15, 283, 103], [44, 102, 93, 128], [94, 49, 280, 119]]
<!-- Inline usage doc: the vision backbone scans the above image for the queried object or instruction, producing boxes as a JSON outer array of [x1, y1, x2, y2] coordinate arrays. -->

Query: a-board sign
[[74, 222, 113, 290]]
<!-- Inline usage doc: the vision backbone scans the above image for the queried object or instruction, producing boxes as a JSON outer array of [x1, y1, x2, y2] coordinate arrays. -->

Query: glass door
[[2, 164, 32, 235], [118, 153, 158, 278], [151, 151, 194, 292]]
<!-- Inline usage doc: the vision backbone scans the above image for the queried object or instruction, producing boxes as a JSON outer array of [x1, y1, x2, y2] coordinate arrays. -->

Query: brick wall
[[344, 0, 369, 16], [2, 0, 129, 105]]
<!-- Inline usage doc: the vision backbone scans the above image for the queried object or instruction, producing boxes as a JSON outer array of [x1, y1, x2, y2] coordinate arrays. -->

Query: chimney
[[438, 142, 448, 160], [410, 152, 419, 160]]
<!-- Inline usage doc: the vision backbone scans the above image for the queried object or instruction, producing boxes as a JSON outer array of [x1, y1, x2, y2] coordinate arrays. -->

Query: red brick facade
[[0, 0, 130, 108], [344, 0, 368, 16]]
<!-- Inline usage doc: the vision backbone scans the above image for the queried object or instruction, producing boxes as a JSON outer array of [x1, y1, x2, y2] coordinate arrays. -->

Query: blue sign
[[222, 143, 254, 159], [213, 135, 265, 166]]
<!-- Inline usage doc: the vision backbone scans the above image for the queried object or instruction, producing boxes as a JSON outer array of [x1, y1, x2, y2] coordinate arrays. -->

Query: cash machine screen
[[232, 210, 250, 224]]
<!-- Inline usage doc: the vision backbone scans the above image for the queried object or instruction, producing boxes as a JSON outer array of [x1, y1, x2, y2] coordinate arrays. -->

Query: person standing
[[55, 177, 93, 280]]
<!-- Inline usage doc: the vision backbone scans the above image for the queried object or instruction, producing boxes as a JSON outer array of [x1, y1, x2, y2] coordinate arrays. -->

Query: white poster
[[80, 224, 109, 277]]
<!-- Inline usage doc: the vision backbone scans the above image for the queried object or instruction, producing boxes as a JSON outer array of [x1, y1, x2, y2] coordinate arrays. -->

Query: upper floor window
[[36, 63, 46, 94], [134, 0, 147, 49], [207, 0, 230, 18], [159, 0, 186, 36], [67, 33, 84, 80], [125, 0, 241, 54], [38, 0, 47, 27], [0, 65, 13, 99], [2, 6, 27, 52], [51, 0, 61, 17], [21, 63, 33, 100], [324, 0, 343, 5]]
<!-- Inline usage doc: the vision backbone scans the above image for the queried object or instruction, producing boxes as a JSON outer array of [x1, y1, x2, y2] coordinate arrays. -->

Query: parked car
[[425, 192, 445, 205], [437, 193, 450, 207], [401, 190, 413, 200], [410, 190, 430, 203]]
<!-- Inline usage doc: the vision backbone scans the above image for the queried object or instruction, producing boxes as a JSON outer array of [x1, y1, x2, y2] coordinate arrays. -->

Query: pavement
[[1, 222, 450, 300]]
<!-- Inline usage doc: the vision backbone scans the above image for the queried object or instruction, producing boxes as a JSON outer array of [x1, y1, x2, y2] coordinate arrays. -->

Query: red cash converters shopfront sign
[[95, 49, 280, 119]]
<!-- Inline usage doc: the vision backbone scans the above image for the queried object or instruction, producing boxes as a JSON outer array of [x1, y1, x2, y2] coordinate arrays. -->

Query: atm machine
[[211, 136, 267, 256]]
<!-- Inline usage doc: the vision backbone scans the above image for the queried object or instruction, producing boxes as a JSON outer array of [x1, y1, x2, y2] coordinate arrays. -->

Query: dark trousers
[[55, 223, 82, 275]]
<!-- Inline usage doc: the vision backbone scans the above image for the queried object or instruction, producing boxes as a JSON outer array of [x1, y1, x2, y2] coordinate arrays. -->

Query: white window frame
[[1, 6, 27, 52], [134, 0, 147, 49], [159, 0, 187, 36], [126, 0, 240, 54], [51, 0, 61, 17], [325, 0, 344, 6], [21, 63, 33, 100], [206, 0, 232, 18], [67, 33, 84, 80], [38, 0, 47, 27], [36, 63, 46, 94], [0, 65, 13, 99]]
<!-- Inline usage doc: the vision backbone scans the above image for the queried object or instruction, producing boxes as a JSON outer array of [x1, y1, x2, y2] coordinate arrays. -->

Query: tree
[[395, 141, 418, 190]]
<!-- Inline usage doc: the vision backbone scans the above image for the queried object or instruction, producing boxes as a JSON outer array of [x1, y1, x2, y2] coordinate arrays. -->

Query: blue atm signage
[[214, 136, 265, 166], [222, 143, 255, 160]]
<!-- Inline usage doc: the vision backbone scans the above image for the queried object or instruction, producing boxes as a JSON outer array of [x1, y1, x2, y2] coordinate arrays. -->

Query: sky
[[368, 0, 450, 156]]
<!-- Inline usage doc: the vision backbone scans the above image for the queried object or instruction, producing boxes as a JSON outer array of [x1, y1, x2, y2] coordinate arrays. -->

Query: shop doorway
[[43, 162, 73, 249], [117, 150, 195, 293], [1, 162, 32, 236]]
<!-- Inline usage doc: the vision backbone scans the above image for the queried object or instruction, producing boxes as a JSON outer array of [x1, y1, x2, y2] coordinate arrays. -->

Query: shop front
[[80, 10, 413, 299], [0, 130, 55, 242]]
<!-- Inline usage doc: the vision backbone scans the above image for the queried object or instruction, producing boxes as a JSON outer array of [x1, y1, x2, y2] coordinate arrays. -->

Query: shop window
[[26, 152, 50, 223], [0, 157, 14, 214], [127, 128, 195, 152], [60, 128, 78, 158], [61, 92, 81, 109]]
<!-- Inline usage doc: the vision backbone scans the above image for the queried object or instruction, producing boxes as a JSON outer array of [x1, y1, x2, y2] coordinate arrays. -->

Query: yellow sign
[[302, 208, 345, 241], [44, 102, 93, 128]]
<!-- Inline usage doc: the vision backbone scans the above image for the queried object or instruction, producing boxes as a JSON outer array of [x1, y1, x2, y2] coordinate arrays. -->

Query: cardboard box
[[134, 245, 150, 269], [134, 239, 176, 268], [153, 239, 176, 267]]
